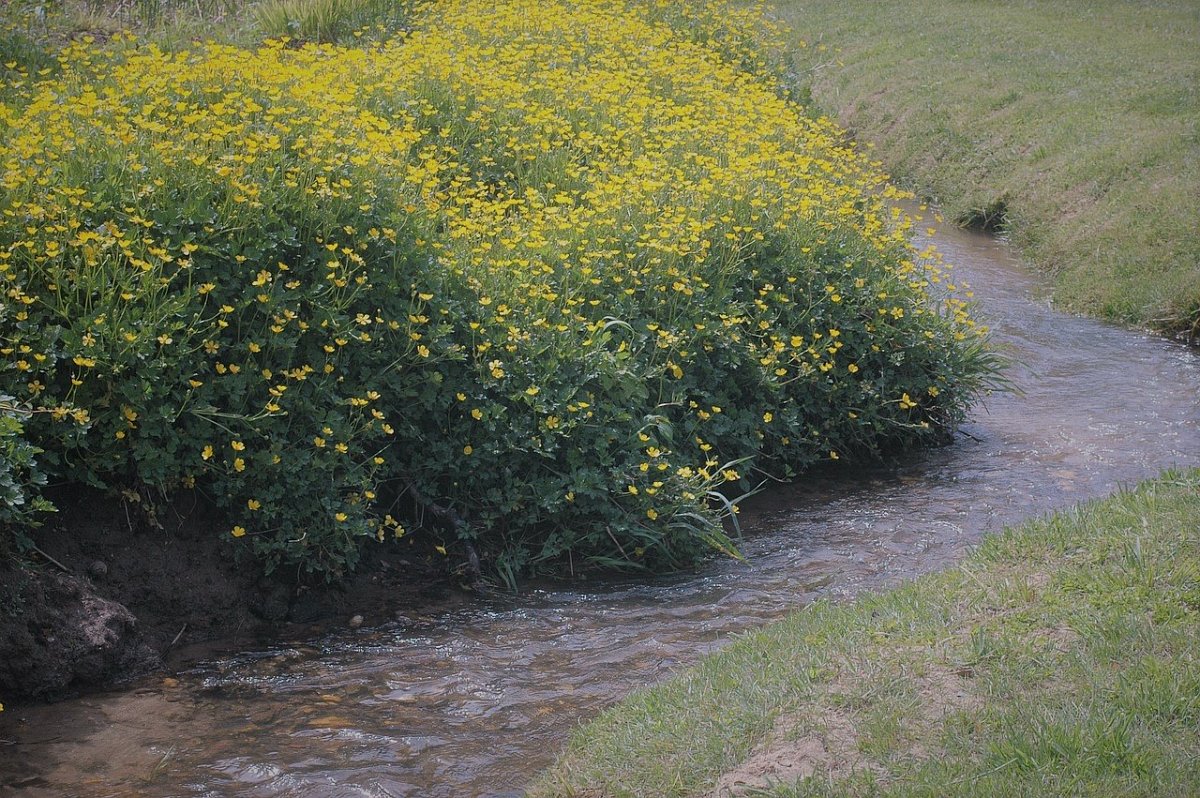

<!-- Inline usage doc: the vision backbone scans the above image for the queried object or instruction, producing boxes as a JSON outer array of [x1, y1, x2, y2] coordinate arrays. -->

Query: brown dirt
[[0, 564, 156, 703], [709, 707, 873, 797], [0, 485, 459, 704], [708, 648, 988, 796], [910, 662, 984, 717]]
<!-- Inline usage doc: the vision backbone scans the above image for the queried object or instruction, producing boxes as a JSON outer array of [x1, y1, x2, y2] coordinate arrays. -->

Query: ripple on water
[[2, 219, 1198, 798]]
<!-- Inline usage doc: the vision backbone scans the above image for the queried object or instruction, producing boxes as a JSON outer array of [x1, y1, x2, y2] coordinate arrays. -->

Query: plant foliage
[[0, 0, 996, 580]]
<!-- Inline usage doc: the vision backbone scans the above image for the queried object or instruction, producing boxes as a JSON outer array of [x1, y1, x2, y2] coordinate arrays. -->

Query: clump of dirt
[[709, 708, 875, 797], [0, 486, 456, 703], [0, 564, 157, 700], [707, 644, 994, 797]]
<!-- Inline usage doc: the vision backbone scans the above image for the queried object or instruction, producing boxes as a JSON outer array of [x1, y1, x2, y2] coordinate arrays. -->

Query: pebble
[[162, 677, 179, 688], [349, 615, 364, 629], [87, 560, 108, 579], [308, 715, 352, 729]]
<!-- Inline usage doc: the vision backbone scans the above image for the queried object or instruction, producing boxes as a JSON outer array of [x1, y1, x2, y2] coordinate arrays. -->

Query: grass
[[528, 470, 1200, 797], [765, 0, 1200, 336], [0, 0, 405, 52], [251, 0, 406, 43], [0, 0, 260, 50]]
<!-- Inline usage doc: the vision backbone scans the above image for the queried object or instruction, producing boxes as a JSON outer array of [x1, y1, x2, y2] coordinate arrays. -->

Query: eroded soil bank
[[0, 487, 460, 703]]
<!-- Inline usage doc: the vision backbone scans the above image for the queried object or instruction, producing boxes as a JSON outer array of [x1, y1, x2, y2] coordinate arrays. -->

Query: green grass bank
[[529, 470, 1200, 797], [769, 0, 1200, 336]]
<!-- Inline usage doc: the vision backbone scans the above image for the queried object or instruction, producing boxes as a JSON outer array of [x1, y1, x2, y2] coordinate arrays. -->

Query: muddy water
[[3, 217, 1198, 798]]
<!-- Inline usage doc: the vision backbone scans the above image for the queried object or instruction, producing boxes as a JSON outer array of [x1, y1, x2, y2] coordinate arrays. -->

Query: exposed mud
[[0, 564, 154, 701], [0, 486, 459, 702]]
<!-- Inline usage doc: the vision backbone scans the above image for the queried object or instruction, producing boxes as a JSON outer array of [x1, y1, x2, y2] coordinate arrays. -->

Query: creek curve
[[2, 213, 1197, 797]]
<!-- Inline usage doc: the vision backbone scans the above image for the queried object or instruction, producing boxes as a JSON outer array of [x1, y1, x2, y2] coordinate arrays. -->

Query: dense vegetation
[[0, 0, 994, 581]]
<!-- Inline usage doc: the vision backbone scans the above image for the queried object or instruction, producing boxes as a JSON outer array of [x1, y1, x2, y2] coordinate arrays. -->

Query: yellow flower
[[247, 499, 261, 510], [201, 445, 214, 460], [233, 458, 246, 472], [231, 526, 246, 538]]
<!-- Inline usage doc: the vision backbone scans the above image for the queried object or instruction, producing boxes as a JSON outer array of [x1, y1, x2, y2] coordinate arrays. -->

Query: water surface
[[2, 216, 1197, 797]]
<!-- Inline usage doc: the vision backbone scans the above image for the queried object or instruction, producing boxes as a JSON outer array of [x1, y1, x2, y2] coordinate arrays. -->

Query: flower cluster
[[0, 0, 992, 579]]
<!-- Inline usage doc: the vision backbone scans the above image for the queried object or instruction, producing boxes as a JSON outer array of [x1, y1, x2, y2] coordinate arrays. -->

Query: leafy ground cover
[[0, 0, 995, 582], [768, 0, 1200, 335], [529, 470, 1200, 797]]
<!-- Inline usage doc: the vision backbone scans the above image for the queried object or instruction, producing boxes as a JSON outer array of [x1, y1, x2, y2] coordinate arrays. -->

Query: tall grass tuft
[[252, 0, 403, 42]]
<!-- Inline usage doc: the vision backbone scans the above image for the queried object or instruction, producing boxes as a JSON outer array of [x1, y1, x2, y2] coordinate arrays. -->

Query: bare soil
[[0, 486, 459, 704]]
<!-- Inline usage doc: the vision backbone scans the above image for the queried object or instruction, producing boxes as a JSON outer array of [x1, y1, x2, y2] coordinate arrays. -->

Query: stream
[[2, 214, 1198, 797]]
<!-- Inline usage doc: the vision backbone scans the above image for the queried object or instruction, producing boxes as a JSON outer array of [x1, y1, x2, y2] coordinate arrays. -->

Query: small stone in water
[[349, 615, 364, 629], [308, 715, 352, 729]]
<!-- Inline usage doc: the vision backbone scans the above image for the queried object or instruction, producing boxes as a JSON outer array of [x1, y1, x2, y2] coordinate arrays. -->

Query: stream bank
[[530, 470, 1200, 798], [2, 215, 1198, 797], [771, 0, 1200, 335], [0, 487, 459, 702]]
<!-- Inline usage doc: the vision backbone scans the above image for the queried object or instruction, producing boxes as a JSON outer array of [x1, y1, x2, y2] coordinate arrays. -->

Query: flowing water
[[3, 216, 1198, 797]]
